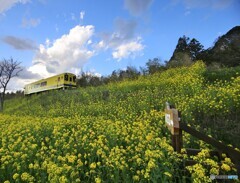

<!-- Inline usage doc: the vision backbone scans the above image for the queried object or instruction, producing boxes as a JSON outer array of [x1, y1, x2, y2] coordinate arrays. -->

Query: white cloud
[[6, 66, 42, 91], [29, 25, 95, 78], [21, 18, 41, 28], [17, 67, 41, 81], [7, 77, 30, 91], [87, 40, 92, 45], [124, 0, 153, 16], [80, 11, 85, 20], [96, 40, 106, 49], [112, 38, 144, 61], [45, 38, 51, 47], [99, 18, 145, 60], [28, 62, 50, 78], [0, 0, 30, 14]]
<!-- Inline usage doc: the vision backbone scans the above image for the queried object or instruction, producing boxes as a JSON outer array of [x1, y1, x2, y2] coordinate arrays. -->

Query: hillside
[[167, 26, 240, 68], [1, 62, 240, 182], [202, 26, 240, 67]]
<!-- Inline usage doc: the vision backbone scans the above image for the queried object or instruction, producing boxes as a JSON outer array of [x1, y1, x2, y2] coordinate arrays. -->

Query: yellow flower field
[[1, 61, 239, 182]]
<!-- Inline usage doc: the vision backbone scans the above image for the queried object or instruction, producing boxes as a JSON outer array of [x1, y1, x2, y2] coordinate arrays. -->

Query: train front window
[[64, 74, 68, 81], [73, 76, 76, 82], [70, 77, 72, 82]]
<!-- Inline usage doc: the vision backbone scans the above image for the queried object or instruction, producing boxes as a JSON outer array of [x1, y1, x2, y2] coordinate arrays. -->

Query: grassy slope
[[1, 61, 240, 182], [4, 62, 240, 147]]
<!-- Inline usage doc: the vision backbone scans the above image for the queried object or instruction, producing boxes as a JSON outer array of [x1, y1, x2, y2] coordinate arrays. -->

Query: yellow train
[[24, 73, 77, 95]]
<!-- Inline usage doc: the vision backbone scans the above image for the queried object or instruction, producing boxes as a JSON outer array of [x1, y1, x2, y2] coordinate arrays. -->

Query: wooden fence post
[[165, 102, 182, 152], [165, 102, 240, 177]]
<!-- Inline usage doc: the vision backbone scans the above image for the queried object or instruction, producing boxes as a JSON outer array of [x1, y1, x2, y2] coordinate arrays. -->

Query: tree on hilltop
[[188, 38, 204, 60], [175, 35, 190, 53], [167, 36, 204, 67]]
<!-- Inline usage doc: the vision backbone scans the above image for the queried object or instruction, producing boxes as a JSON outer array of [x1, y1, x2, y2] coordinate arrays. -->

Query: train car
[[24, 73, 77, 95]]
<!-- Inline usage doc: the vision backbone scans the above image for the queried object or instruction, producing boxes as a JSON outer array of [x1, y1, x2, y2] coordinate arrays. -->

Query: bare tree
[[0, 58, 22, 111]]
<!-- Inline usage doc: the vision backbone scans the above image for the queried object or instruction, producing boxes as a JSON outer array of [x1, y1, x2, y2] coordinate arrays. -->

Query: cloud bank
[[2, 36, 37, 50], [0, 0, 30, 14]]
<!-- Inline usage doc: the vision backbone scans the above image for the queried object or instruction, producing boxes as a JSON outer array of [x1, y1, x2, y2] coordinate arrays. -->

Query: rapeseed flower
[[0, 61, 238, 182], [90, 162, 97, 169]]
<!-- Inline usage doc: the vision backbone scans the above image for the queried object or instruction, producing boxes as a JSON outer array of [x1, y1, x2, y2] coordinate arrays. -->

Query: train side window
[[58, 77, 60, 82], [64, 74, 68, 81], [73, 76, 76, 82], [70, 77, 72, 82], [35, 83, 40, 88], [41, 81, 47, 87]]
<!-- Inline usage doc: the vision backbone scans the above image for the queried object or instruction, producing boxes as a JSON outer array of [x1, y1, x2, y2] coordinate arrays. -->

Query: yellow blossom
[[95, 177, 101, 183], [90, 162, 96, 169], [221, 163, 231, 172]]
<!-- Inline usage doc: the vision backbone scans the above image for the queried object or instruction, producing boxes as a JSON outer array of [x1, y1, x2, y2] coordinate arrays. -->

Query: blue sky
[[0, 0, 239, 90]]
